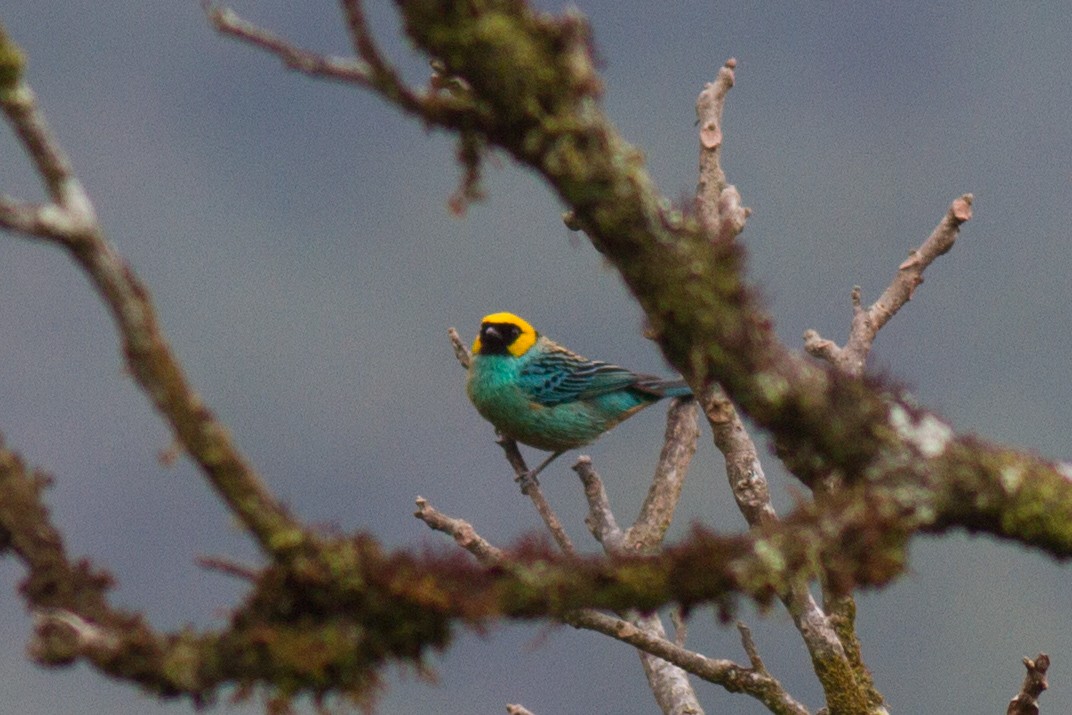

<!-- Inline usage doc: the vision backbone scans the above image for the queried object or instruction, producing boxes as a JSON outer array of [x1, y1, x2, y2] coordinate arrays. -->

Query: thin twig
[[448, 326, 472, 369], [338, 0, 422, 109], [207, 2, 477, 126], [567, 610, 807, 715], [415, 497, 505, 564], [496, 437, 575, 555], [736, 622, 766, 674], [206, 3, 371, 84], [801, 195, 973, 710], [695, 60, 734, 222], [804, 194, 974, 375], [196, 555, 260, 582]]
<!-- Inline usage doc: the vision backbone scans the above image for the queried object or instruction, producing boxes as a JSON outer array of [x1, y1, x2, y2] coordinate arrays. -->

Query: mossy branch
[[0, 2, 1067, 711]]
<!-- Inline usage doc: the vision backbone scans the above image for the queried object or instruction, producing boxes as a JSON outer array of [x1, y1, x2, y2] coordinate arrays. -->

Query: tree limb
[[0, 30, 298, 555]]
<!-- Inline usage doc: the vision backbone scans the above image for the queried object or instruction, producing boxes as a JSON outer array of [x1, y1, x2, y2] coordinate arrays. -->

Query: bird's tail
[[635, 377, 693, 398]]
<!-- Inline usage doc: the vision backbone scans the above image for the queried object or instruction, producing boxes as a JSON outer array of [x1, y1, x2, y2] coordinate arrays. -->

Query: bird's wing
[[518, 346, 641, 406]]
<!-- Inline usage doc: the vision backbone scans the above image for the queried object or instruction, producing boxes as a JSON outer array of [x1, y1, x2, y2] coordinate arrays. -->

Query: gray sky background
[[2, 2, 1072, 713]]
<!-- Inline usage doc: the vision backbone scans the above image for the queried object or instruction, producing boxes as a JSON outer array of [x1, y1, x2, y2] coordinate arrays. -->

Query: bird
[[466, 312, 693, 482]]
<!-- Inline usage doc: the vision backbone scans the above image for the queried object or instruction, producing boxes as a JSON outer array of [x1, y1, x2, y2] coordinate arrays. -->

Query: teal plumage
[[466, 312, 692, 476]]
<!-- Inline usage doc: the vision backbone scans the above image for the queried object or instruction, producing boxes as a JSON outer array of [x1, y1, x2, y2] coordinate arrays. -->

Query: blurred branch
[[694, 80, 883, 709], [1007, 654, 1049, 715], [570, 415, 705, 715], [0, 29, 297, 555], [205, 6, 1072, 584], [704, 385, 882, 712], [195, 555, 260, 582], [0, 1, 1066, 710], [802, 193, 973, 709], [416, 494, 808, 715], [205, 0, 474, 124], [0, 437, 382, 705], [206, 1, 489, 210]]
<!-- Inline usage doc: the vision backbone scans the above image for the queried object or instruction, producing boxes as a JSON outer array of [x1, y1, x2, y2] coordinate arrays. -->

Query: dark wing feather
[[518, 344, 642, 406]]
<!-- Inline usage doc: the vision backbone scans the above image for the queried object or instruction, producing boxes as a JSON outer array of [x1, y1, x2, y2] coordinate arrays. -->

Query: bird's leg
[[517, 450, 564, 492]]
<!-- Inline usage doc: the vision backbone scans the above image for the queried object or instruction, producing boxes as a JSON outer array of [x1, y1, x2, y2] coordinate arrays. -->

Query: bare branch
[[414, 496, 804, 714], [697, 329, 871, 710], [0, 195, 78, 240], [869, 195, 973, 336], [633, 612, 705, 715], [704, 387, 776, 526], [448, 326, 472, 369], [496, 437, 575, 555], [805, 194, 974, 375], [1007, 653, 1049, 715], [207, 2, 479, 126], [624, 398, 700, 551], [702, 385, 876, 712], [801, 194, 974, 711], [694, 66, 885, 712], [567, 610, 807, 715], [337, 0, 420, 108], [573, 457, 625, 552], [205, 4, 371, 84], [695, 59, 736, 227], [694, 60, 751, 243], [573, 405, 703, 715], [0, 81, 83, 210], [736, 622, 766, 674], [415, 497, 505, 564]]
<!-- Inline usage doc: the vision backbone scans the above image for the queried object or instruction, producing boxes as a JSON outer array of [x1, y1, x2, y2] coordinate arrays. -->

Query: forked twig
[[804, 195, 974, 376]]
